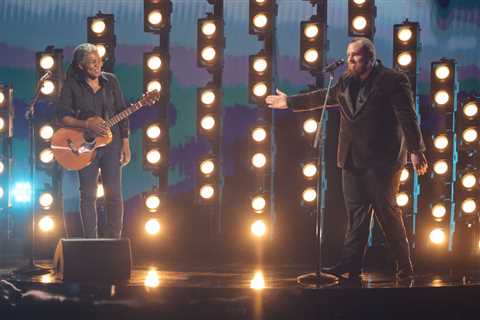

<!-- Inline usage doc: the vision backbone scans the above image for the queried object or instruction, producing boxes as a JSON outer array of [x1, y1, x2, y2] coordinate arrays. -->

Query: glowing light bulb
[[433, 160, 448, 175], [40, 80, 55, 95], [400, 168, 410, 182], [146, 149, 161, 165], [435, 65, 450, 80], [145, 219, 161, 236], [251, 196, 266, 212], [352, 16, 367, 31], [304, 24, 319, 39], [148, 10, 163, 26], [253, 14, 268, 29], [251, 220, 267, 238], [200, 160, 215, 175], [432, 204, 446, 219], [252, 153, 267, 168], [147, 81, 162, 93], [201, 21, 216, 36], [253, 82, 268, 97], [200, 185, 215, 199], [429, 228, 446, 245], [302, 188, 317, 202], [397, 27, 413, 42], [303, 118, 318, 134], [302, 163, 317, 178], [146, 124, 161, 141], [39, 125, 54, 140], [145, 194, 160, 211], [91, 20, 106, 34], [252, 127, 267, 142], [433, 135, 449, 150], [434, 90, 450, 105], [38, 216, 54, 232], [147, 56, 162, 71], [201, 90, 216, 105], [304, 49, 319, 64], [253, 58, 268, 73], [397, 52, 413, 67], [201, 47, 216, 62], [39, 55, 54, 70]]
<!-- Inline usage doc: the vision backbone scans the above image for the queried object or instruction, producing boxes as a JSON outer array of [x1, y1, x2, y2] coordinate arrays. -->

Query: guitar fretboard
[[105, 101, 144, 128]]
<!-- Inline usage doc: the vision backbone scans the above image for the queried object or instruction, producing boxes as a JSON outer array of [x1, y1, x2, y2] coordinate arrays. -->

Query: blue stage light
[[13, 182, 32, 203]]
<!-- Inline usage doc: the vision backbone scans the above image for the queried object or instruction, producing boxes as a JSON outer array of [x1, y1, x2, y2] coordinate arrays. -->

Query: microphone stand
[[297, 70, 338, 287], [13, 78, 51, 276]]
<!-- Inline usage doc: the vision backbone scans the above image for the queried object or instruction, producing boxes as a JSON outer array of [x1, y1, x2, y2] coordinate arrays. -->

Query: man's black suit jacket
[[287, 61, 425, 169]]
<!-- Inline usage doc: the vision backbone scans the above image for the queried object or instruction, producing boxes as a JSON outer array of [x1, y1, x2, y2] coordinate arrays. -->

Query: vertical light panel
[[35, 46, 63, 100], [87, 12, 116, 72], [142, 0, 172, 236], [248, 0, 277, 240], [0, 84, 13, 210], [195, 1, 225, 235], [392, 20, 421, 247], [416, 59, 458, 266], [348, 0, 377, 39], [452, 95, 480, 266]]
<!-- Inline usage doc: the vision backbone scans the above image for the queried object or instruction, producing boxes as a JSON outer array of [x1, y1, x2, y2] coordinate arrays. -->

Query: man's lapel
[[353, 86, 370, 116], [339, 80, 355, 119]]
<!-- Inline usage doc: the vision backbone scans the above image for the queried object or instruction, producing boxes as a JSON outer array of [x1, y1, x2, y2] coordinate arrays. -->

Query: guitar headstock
[[139, 89, 161, 107]]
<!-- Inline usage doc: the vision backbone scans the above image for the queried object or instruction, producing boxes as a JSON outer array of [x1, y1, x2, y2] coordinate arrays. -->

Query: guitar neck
[[105, 101, 143, 128]]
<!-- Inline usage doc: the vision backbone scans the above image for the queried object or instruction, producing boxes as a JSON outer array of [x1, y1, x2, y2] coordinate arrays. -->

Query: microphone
[[39, 70, 52, 82], [323, 59, 345, 73]]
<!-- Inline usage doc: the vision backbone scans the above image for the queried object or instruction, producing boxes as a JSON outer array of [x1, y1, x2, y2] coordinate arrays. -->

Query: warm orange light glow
[[144, 268, 160, 288], [429, 228, 446, 245], [145, 218, 161, 236], [435, 65, 450, 80], [400, 168, 410, 182], [250, 270, 265, 290], [251, 153, 267, 169], [352, 16, 367, 31], [39, 55, 55, 70], [304, 24, 319, 39], [148, 10, 163, 26], [432, 204, 447, 220], [253, 14, 268, 29], [145, 194, 161, 211], [91, 19, 106, 34], [38, 216, 55, 233], [250, 220, 267, 237], [252, 127, 267, 142], [397, 27, 413, 42]]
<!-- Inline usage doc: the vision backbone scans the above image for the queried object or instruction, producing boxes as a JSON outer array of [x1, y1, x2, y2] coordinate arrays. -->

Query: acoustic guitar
[[51, 90, 160, 171]]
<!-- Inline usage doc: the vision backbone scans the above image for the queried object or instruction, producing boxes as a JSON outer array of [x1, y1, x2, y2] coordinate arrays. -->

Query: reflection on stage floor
[[2, 262, 480, 319]]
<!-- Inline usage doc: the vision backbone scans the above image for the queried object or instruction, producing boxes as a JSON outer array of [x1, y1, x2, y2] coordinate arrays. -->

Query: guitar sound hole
[[84, 131, 95, 143]]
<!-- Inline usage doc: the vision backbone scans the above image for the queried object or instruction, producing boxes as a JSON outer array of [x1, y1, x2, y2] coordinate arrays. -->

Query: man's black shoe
[[322, 263, 361, 278]]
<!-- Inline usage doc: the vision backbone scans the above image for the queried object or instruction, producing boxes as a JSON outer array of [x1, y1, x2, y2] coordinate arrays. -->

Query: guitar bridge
[[67, 139, 96, 155]]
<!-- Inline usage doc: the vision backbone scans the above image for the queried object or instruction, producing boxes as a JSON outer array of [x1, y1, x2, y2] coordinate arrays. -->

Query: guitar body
[[51, 127, 112, 171]]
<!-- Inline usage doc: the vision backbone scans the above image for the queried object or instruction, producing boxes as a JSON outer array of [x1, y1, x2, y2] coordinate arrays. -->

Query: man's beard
[[347, 64, 368, 79], [346, 66, 361, 79]]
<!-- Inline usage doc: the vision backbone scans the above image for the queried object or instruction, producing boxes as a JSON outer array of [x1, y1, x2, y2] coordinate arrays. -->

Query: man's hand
[[120, 139, 131, 166], [265, 89, 288, 109], [411, 152, 428, 176], [86, 117, 110, 137]]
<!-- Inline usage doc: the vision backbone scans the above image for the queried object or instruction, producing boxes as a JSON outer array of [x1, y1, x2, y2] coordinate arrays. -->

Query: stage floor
[[1, 262, 480, 319]]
